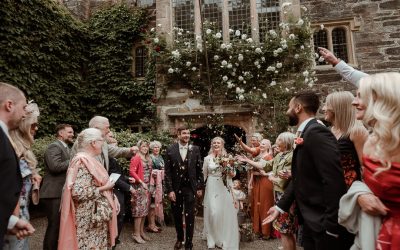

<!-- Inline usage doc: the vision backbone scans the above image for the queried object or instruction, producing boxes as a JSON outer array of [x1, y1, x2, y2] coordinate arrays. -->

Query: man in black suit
[[264, 91, 348, 250], [40, 124, 74, 250], [165, 126, 204, 250], [0, 82, 34, 247]]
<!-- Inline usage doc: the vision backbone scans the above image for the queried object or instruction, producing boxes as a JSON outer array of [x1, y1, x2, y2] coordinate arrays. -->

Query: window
[[135, 46, 147, 78], [172, 0, 281, 43], [312, 19, 360, 66], [137, 0, 155, 8]]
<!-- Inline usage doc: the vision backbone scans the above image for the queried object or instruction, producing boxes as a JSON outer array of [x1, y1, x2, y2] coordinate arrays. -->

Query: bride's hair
[[208, 136, 227, 155], [359, 72, 400, 173]]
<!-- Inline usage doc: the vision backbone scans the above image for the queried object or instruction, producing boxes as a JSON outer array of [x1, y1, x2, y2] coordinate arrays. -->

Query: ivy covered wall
[[0, 0, 155, 135]]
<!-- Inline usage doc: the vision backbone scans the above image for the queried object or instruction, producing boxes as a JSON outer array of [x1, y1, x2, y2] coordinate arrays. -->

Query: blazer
[[70, 141, 132, 171], [0, 127, 22, 241], [164, 143, 204, 194], [109, 157, 131, 193], [129, 154, 145, 182], [263, 151, 293, 192], [277, 119, 347, 235], [40, 140, 70, 199]]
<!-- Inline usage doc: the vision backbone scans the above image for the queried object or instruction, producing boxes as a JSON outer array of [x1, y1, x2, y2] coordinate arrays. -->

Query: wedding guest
[[70, 116, 136, 171], [232, 180, 246, 211], [0, 82, 34, 247], [147, 140, 165, 233], [129, 140, 152, 244], [105, 132, 136, 248], [202, 137, 239, 249], [264, 91, 348, 250], [322, 91, 368, 188], [4, 103, 42, 250], [234, 132, 263, 157], [347, 72, 400, 249], [58, 128, 118, 250], [41, 124, 74, 250], [237, 139, 275, 240]]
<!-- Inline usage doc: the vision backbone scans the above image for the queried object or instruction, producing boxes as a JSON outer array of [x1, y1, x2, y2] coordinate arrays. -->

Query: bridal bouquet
[[214, 154, 240, 189]]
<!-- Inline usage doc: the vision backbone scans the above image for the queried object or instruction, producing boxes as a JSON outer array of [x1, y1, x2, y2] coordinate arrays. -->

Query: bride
[[203, 137, 240, 249]]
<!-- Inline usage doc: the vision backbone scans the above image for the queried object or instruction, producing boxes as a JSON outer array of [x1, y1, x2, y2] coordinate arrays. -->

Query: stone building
[[58, 0, 400, 152]]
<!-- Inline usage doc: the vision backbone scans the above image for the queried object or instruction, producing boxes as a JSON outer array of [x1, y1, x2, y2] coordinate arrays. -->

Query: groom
[[165, 126, 204, 250]]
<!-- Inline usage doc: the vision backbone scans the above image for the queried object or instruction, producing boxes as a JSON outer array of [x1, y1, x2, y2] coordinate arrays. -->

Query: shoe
[[132, 234, 145, 244], [141, 234, 150, 241], [174, 241, 183, 249], [146, 226, 161, 233]]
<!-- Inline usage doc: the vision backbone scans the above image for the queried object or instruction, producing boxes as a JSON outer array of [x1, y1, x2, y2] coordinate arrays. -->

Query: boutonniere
[[188, 145, 193, 151], [294, 137, 304, 145]]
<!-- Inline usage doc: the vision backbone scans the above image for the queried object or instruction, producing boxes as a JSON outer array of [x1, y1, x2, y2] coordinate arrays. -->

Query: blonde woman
[[351, 73, 400, 250], [322, 91, 368, 188], [4, 103, 41, 250]]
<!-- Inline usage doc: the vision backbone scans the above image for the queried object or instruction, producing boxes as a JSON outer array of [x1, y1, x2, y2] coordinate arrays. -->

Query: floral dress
[[72, 166, 109, 250], [3, 159, 32, 250], [131, 159, 152, 217]]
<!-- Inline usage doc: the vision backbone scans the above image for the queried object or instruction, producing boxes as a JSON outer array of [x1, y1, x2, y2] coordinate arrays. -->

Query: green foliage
[[31, 135, 56, 175], [0, 1, 157, 135], [0, 0, 88, 135]]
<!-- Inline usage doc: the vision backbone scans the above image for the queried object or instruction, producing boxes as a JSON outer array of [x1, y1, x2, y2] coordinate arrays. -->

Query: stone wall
[[302, 0, 400, 93]]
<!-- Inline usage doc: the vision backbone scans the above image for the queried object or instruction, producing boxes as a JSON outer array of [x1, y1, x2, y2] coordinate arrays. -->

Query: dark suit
[[277, 119, 348, 250], [165, 143, 204, 249], [108, 157, 131, 240], [0, 127, 22, 248], [40, 140, 70, 250]]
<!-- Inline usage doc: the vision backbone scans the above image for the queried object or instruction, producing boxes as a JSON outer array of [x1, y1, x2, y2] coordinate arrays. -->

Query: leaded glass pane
[[257, 0, 280, 42], [313, 29, 328, 65], [332, 27, 348, 63], [228, 0, 251, 39], [202, 0, 223, 32], [135, 46, 147, 77], [173, 0, 195, 34]]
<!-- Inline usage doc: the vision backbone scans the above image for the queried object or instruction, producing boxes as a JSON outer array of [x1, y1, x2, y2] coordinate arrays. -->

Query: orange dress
[[251, 154, 274, 237], [363, 156, 400, 250]]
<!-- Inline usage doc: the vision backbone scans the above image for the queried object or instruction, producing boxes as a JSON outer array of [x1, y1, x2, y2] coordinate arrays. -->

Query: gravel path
[[28, 216, 294, 249]]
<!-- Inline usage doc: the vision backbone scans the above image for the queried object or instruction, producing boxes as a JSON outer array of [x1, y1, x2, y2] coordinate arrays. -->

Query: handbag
[[91, 195, 112, 227]]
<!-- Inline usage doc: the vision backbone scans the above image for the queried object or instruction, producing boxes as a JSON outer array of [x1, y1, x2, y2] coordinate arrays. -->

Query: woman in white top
[[202, 137, 240, 249]]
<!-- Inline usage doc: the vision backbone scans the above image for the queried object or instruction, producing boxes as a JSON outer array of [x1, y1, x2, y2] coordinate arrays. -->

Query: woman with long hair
[[202, 137, 239, 249], [4, 103, 41, 250], [351, 73, 400, 250], [58, 128, 118, 250], [129, 140, 153, 244], [322, 91, 368, 188]]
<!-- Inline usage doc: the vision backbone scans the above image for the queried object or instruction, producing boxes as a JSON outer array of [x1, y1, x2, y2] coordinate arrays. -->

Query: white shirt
[[297, 117, 314, 134], [0, 120, 9, 136], [178, 143, 188, 160]]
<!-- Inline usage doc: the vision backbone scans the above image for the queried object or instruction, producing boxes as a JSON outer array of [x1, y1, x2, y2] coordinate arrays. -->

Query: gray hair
[[150, 140, 162, 149], [77, 128, 103, 152], [251, 132, 263, 142], [88, 116, 109, 129], [277, 132, 296, 151]]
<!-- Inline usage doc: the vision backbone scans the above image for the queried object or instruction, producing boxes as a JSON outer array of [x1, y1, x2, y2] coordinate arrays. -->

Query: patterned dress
[[337, 136, 361, 189], [131, 158, 152, 217], [72, 166, 109, 250]]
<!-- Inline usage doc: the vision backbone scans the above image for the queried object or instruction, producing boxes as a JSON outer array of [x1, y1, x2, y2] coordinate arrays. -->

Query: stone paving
[[28, 216, 296, 250]]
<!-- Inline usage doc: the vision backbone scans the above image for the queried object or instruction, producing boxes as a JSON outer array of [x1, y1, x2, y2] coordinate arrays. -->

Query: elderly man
[[0, 82, 34, 247], [71, 116, 137, 170]]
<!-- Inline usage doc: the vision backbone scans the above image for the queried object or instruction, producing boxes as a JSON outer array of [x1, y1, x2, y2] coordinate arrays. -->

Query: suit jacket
[[0, 127, 22, 240], [277, 119, 347, 234], [108, 157, 131, 193], [70, 141, 132, 171], [40, 140, 70, 199], [164, 143, 204, 194]]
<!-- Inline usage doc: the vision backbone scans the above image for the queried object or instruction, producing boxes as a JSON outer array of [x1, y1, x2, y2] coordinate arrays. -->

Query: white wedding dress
[[202, 155, 240, 249]]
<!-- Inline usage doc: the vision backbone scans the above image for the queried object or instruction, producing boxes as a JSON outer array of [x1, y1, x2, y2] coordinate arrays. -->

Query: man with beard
[[165, 126, 204, 250], [264, 91, 348, 250], [40, 124, 74, 250]]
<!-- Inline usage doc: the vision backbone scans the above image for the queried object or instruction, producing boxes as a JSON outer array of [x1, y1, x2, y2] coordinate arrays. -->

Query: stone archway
[[191, 125, 246, 158]]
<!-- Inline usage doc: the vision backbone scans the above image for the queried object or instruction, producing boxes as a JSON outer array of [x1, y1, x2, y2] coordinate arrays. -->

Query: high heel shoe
[[132, 234, 145, 244]]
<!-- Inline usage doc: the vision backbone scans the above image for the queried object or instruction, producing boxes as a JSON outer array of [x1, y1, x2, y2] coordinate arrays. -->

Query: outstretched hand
[[318, 47, 340, 66], [234, 134, 241, 142], [262, 206, 279, 225]]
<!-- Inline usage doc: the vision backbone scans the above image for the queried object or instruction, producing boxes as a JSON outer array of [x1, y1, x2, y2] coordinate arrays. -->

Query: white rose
[[221, 60, 228, 66], [267, 66, 275, 71], [241, 34, 247, 40], [238, 54, 244, 61], [289, 34, 295, 40], [261, 57, 266, 62], [238, 94, 244, 101], [297, 19, 304, 26], [168, 68, 174, 74], [186, 61, 191, 67], [192, 67, 197, 71], [215, 32, 222, 39], [227, 63, 232, 69], [269, 30, 277, 37], [153, 38, 159, 43], [150, 28, 155, 32], [238, 76, 244, 81], [229, 29, 234, 34], [255, 48, 262, 54], [320, 24, 324, 30], [300, 45, 305, 50], [270, 81, 277, 86], [257, 65, 261, 69], [222, 76, 228, 82], [276, 62, 282, 68], [262, 93, 267, 99], [235, 30, 241, 37], [277, 48, 283, 53], [294, 54, 300, 59], [274, 70, 278, 74], [246, 38, 253, 43], [235, 87, 241, 94], [303, 70, 309, 77], [206, 29, 212, 34], [214, 55, 219, 60], [226, 43, 232, 50], [254, 61, 259, 66], [227, 82, 234, 88], [220, 43, 227, 49]]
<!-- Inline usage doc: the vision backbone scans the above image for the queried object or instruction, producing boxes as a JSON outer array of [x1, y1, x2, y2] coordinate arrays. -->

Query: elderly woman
[[147, 140, 165, 233], [58, 128, 118, 250], [4, 103, 42, 250], [236, 138, 274, 240], [129, 140, 153, 244]]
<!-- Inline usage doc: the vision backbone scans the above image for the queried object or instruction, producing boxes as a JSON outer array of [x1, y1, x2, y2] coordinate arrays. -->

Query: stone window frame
[[132, 45, 149, 79], [312, 18, 361, 68], [170, 0, 287, 44]]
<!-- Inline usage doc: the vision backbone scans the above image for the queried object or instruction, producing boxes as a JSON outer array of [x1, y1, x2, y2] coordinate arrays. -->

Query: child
[[232, 180, 246, 210]]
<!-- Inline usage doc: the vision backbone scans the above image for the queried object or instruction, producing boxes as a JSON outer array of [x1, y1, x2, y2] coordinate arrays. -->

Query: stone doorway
[[191, 125, 246, 158]]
